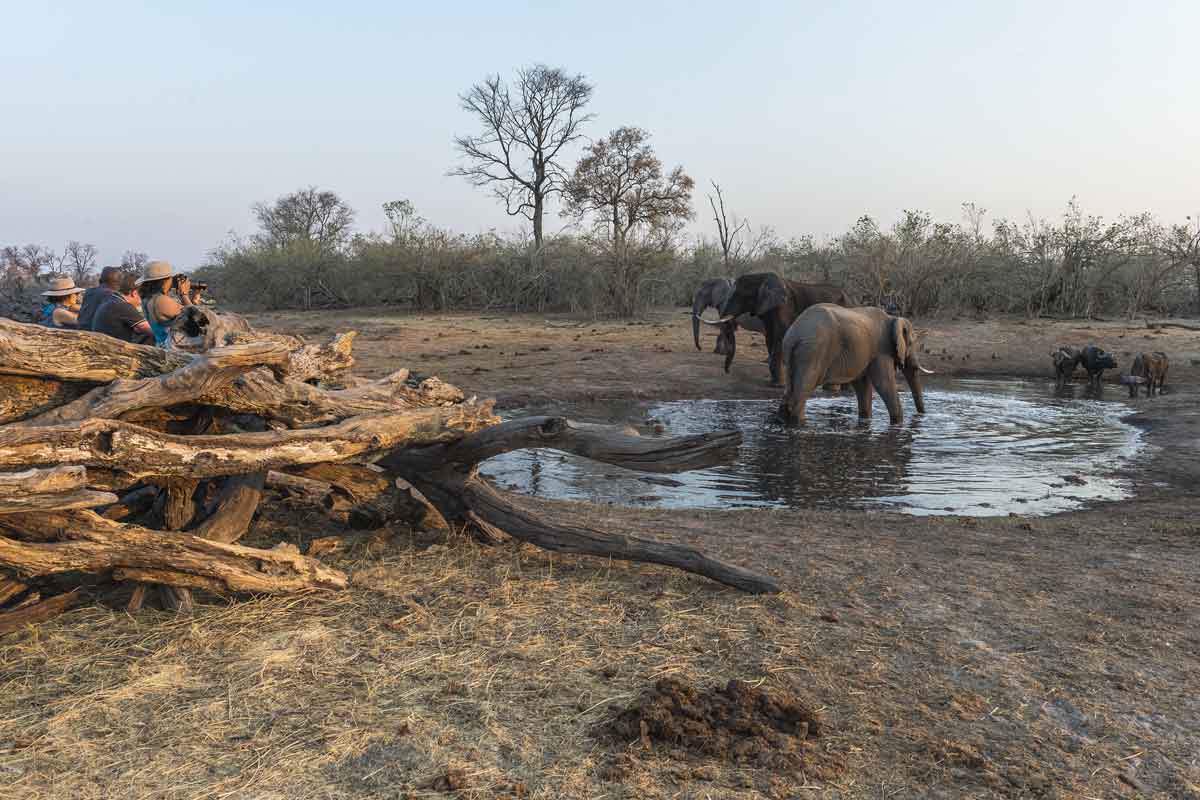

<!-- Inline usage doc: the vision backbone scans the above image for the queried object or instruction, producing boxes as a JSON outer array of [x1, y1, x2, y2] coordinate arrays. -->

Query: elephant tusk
[[694, 314, 727, 327], [917, 366, 935, 374]]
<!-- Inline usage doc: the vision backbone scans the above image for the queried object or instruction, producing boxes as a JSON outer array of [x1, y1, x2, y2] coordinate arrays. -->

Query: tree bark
[[0, 465, 87, 495], [0, 317, 191, 381], [16, 340, 292, 427], [460, 476, 780, 594], [0, 402, 498, 479], [0, 466, 118, 515], [0, 511, 347, 593], [0, 576, 29, 606], [0, 588, 83, 636], [189, 473, 265, 544], [0, 375, 91, 425], [195, 370, 463, 429]]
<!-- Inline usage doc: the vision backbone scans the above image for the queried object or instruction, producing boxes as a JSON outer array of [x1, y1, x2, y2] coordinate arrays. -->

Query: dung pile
[[605, 678, 821, 766]]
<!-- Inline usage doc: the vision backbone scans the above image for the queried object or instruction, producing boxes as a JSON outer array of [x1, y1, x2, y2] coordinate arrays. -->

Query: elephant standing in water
[[778, 304, 933, 424], [690, 278, 766, 356], [708, 273, 852, 385]]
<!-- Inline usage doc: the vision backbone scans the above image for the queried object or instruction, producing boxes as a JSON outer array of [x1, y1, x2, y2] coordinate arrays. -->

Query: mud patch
[[603, 678, 821, 767]]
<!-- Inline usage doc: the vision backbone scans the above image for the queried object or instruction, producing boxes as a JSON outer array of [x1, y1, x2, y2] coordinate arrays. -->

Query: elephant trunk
[[722, 322, 737, 373], [904, 356, 927, 415], [691, 293, 708, 351]]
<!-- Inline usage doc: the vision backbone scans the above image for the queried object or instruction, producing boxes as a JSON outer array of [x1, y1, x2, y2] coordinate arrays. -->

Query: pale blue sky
[[3, 0, 1197, 267]]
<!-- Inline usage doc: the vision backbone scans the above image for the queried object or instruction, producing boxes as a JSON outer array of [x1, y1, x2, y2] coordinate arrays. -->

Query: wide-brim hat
[[41, 276, 83, 297], [134, 260, 174, 286]]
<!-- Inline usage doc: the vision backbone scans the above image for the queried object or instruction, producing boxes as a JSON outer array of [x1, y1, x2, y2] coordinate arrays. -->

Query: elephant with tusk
[[713, 273, 852, 385], [778, 304, 933, 424], [689, 278, 766, 356]]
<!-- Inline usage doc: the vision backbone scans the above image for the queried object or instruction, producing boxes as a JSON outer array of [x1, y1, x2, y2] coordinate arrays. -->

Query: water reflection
[[480, 379, 1144, 517]]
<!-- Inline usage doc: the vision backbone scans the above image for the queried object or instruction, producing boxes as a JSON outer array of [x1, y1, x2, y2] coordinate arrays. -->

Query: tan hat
[[134, 260, 174, 286], [41, 276, 84, 297]]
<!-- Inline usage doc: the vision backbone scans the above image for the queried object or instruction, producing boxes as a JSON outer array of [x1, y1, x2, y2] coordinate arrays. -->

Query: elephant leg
[[767, 343, 784, 387], [781, 351, 826, 424], [780, 388, 811, 424], [852, 378, 874, 418], [867, 360, 903, 423]]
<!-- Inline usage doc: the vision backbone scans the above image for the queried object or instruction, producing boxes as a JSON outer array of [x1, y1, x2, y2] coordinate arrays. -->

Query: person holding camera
[[135, 260, 193, 347]]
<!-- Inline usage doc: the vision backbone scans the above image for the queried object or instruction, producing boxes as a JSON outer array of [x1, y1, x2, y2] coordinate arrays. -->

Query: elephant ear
[[755, 274, 788, 317], [891, 317, 913, 365]]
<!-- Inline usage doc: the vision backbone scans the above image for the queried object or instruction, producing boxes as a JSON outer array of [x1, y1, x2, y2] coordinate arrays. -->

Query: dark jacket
[[78, 286, 116, 330]]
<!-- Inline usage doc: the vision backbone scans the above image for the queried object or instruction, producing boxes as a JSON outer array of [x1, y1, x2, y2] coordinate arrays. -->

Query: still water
[[479, 379, 1145, 516]]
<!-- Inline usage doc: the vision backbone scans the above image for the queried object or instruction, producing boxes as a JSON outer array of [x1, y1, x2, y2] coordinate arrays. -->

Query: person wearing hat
[[77, 266, 122, 330], [135, 260, 193, 347], [92, 272, 154, 344], [39, 276, 85, 329]]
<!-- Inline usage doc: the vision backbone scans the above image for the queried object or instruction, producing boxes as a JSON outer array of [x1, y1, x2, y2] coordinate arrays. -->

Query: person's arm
[[118, 301, 153, 339], [52, 306, 79, 328], [155, 293, 184, 320], [176, 277, 194, 306]]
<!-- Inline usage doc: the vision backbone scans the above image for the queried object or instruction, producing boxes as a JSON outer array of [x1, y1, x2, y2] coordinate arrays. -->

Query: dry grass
[[4, 492, 1199, 798], [3, 312, 1200, 798]]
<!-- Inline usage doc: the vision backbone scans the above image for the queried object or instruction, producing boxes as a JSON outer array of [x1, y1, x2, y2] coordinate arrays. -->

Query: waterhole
[[480, 379, 1145, 516]]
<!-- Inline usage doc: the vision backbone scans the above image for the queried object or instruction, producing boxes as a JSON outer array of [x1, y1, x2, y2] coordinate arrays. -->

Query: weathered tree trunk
[[0, 376, 91, 425], [0, 402, 498, 478], [190, 473, 265, 544], [380, 417, 778, 593], [0, 588, 84, 636], [0, 511, 347, 593], [0, 317, 191, 381], [16, 340, 291, 426], [0, 466, 118, 515]]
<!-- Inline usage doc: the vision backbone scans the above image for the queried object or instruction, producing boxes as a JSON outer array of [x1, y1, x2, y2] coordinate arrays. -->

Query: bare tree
[[564, 126, 694, 316], [62, 241, 98, 285], [451, 65, 593, 255], [382, 199, 425, 244], [120, 250, 149, 273], [253, 187, 355, 252], [708, 182, 749, 270], [0, 244, 57, 286], [1156, 214, 1200, 314]]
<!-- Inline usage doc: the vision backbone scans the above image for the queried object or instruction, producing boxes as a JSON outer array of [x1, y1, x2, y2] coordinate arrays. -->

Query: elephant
[[689, 277, 766, 356], [708, 272, 852, 385], [777, 304, 933, 424]]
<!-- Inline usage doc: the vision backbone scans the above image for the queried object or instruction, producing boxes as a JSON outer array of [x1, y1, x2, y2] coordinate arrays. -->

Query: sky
[[3, 0, 1198, 267]]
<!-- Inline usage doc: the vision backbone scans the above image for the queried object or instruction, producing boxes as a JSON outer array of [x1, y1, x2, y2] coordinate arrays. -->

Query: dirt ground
[[1, 309, 1198, 799]]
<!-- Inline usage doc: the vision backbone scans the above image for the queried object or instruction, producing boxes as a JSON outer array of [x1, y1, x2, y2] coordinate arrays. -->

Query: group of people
[[39, 261, 202, 347]]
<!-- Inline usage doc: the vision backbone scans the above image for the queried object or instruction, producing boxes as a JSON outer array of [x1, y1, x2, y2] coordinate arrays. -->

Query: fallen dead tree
[[0, 314, 777, 632]]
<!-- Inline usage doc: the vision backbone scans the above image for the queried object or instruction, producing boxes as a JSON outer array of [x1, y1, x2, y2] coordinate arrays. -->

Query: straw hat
[[41, 276, 84, 298], [134, 260, 174, 287]]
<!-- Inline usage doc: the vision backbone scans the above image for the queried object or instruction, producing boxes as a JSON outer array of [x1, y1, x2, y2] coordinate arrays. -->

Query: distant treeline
[[192, 192, 1200, 319], [5, 195, 1199, 321]]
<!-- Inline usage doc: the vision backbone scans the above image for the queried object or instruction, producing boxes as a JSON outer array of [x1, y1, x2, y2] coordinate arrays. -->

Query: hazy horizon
[[3, 0, 1198, 268]]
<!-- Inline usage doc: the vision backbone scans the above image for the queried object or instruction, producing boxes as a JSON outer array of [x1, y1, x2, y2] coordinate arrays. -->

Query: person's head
[[42, 276, 84, 308], [135, 260, 174, 298], [99, 266, 121, 289], [117, 272, 140, 303]]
